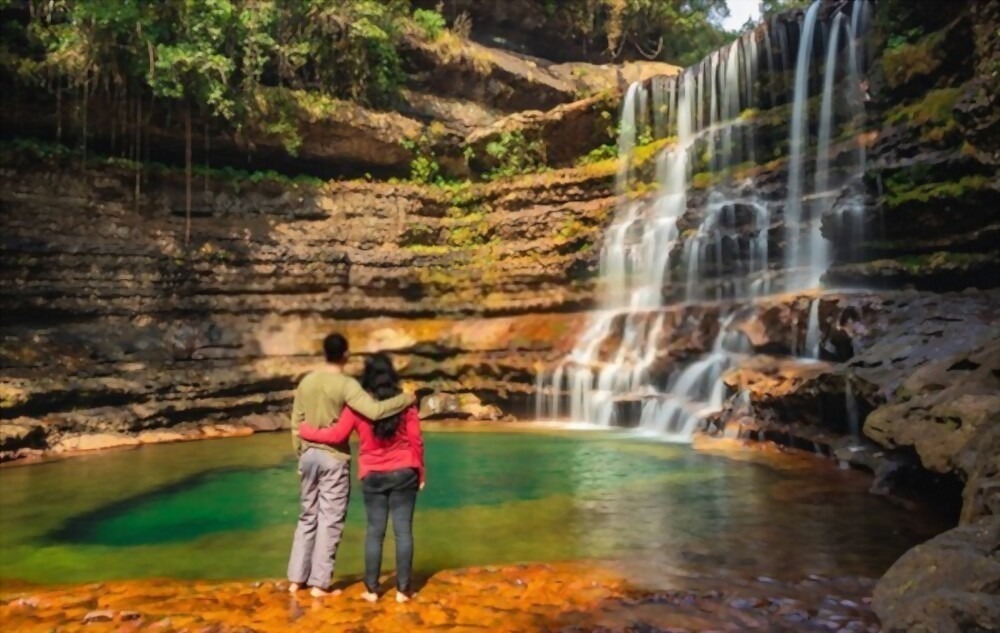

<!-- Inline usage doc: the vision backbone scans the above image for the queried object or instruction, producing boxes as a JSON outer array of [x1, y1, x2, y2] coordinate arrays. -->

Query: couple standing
[[286, 333, 425, 603]]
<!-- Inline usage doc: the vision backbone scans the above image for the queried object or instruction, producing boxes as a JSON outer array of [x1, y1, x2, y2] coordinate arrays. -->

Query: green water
[[0, 430, 946, 584]]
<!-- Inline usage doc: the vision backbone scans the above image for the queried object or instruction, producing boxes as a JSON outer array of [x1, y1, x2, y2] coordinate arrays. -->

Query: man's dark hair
[[323, 333, 349, 364]]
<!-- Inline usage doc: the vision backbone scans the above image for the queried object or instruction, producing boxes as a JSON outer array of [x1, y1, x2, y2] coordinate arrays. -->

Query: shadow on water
[[45, 432, 673, 547], [45, 461, 298, 546]]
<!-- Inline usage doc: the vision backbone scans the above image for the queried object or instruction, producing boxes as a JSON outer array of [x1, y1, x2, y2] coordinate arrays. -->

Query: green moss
[[896, 251, 991, 273], [554, 218, 588, 245], [0, 139, 324, 191], [632, 137, 673, 166], [691, 172, 714, 189], [484, 131, 547, 181], [628, 180, 660, 199], [884, 175, 991, 208], [882, 28, 946, 89], [886, 88, 962, 126], [576, 144, 618, 167], [447, 219, 491, 248], [405, 244, 451, 255], [884, 87, 962, 142], [689, 160, 758, 190]]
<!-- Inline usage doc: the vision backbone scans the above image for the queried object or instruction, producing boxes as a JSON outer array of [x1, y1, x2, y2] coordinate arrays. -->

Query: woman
[[298, 353, 424, 603]]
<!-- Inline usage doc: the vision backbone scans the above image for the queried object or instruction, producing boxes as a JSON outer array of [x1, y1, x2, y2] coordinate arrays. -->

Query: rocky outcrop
[[0, 26, 665, 182], [873, 518, 1000, 633], [695, 290, 999, 504], [465, 92, 621, 171], [957, 421, 1000, 525], [707, 275, 1000, 633], [0, 158, 610, 460], [863, 344, 1000, 475], [835, 0, 1000, 288]]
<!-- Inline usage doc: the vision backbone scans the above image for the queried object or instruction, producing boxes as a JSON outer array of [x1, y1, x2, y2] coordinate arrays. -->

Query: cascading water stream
[[845, 377, 860, 440], [804, 298, 822, 359], [537, 1, 872, 441], [784, 1, 823, 288]]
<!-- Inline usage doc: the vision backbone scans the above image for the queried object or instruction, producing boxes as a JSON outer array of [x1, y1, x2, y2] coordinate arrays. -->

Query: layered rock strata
[[0, 160, 611, 460]]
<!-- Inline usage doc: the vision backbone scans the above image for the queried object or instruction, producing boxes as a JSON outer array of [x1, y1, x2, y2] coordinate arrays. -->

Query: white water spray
[[536, 2, 873, 441]]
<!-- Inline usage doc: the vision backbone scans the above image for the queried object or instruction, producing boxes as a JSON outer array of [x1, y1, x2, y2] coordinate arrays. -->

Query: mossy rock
[[826, 251, 1000, 291], [883, 175, 993, 209], [874, 175, 1000, 242], [879, 15, 974, 99], [884, 87, 964, 144]]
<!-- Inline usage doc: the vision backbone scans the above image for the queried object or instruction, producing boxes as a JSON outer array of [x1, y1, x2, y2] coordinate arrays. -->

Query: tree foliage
[[0, 0, 437, 241], [424, 0, 737, 67], [1, 0, 416, 114], [600, 0, 734, 66], [758, 0, 812, 17]]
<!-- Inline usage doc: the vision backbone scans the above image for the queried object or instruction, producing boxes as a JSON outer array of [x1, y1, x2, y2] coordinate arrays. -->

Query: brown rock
[[957, 418, 1000, 525], [466, 93, 621, 171], [53, 434, 140, 454], [864, 342, 1000, 475], [137, 429, 190, 445], [873, 517, 1000, 633]]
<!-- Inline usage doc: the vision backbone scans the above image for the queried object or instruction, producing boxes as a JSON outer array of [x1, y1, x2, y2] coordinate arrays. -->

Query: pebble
[[83, 610, 115, 623], [781, 610, 809, 622], [11, 597, 39, 609], [728, 597, 760, 609]]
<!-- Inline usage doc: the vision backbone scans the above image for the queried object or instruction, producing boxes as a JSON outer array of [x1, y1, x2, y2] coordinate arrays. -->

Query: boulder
[[418, 392, 503, 421], [956, 419, 1000, 525], [864, 342, 1000, 475], [873, 517, 1000, 633]]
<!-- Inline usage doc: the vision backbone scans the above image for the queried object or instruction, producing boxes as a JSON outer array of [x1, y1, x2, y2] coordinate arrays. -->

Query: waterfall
[[804, 298, 821, 359], [841, 0, 871, 256], [845, 375, 860, 441], [536, 2, 873, 441], [784, 1, 822, 287]]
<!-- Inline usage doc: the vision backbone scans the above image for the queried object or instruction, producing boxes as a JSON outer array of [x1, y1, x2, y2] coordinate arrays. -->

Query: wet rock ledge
[[0, 561, 883, 633]]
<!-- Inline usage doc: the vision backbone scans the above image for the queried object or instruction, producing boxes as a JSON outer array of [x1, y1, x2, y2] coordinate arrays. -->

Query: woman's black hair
[[360, 352, 404, 440]]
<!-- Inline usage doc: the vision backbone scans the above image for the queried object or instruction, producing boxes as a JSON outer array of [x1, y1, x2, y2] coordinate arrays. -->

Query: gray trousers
[[287, 448, 351, 588]]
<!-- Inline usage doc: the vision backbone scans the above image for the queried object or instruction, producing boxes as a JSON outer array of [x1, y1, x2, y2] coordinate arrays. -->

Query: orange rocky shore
[[0, 561, 882, 633]]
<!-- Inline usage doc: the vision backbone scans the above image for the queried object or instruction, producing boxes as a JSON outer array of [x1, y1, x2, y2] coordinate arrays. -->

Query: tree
[[143, 1, 237, 246], [545, 0, 735, 67], [759, 0, 813, 16], [4, 1, 406, 244]]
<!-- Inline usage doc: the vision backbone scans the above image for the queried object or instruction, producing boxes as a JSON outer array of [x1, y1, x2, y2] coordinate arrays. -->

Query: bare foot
[[310, 587, 341, 598], [361, 591, 378, 603], [288, 582, 302, 594], [395, 590, 411, 603]]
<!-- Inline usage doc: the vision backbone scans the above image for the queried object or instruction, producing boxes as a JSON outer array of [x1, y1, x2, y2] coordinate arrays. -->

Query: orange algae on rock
[[0, 563, 628, 633]]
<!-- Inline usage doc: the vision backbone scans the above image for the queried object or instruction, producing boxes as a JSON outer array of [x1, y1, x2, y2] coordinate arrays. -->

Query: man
[[287, 333, 414, 598]]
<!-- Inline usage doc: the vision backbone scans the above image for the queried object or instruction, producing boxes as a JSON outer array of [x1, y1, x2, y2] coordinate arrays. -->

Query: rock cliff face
[[827, 0, 1000, 290], [0, 158, 616, 458], [2, 2, 651, 458]]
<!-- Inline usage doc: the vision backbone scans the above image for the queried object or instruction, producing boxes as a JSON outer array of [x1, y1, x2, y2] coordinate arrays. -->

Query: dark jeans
[[361, 467, 419, 593]]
